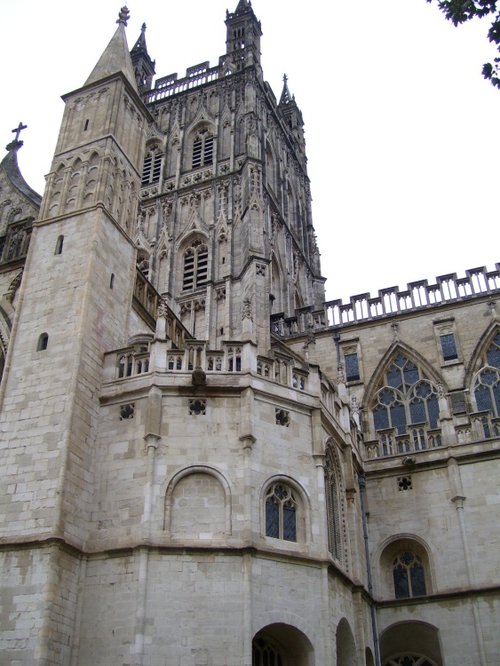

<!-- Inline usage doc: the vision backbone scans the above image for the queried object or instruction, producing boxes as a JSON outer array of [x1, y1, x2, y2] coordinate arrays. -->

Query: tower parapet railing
[[271, 264, 500, 336], [144, 60, 222, 103]]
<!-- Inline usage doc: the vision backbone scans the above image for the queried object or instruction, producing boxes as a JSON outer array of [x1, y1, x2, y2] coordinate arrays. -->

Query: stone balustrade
[[272, 264, 500, 336], [144, 61, 221, 103]]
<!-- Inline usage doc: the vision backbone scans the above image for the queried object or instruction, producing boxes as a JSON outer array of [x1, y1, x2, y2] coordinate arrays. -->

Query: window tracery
[[371, 354, 441, 456], [265, 482, 297, 542], [252, 637, 284, 666], [392, 551, 427, 598], [473, 332, 500, 419]]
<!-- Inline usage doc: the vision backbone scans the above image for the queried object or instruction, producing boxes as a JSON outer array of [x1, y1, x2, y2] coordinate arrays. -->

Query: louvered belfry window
[[183, 240, 209, 291]]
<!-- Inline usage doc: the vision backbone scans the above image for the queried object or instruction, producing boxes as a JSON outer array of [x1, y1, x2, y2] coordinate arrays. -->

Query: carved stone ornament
[[4, 269, 23, 303], [242, 297, 252, 321]]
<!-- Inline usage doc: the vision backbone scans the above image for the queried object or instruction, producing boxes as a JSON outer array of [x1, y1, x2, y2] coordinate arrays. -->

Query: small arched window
[[380, 539, 430, 600], [37, 333, 49, 351], [392, 551, 427, 598], [141, 148, 163, 186], [182, 239, 208, 291], [55, 235, 64, 255], [265, 482, 297, 542]]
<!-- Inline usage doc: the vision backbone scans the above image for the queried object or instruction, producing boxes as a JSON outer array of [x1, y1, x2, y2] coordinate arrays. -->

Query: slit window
[[55, 235, 64, 255]]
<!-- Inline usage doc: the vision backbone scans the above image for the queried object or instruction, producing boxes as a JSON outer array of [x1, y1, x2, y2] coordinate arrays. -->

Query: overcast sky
[[1, 0, 498, 301]]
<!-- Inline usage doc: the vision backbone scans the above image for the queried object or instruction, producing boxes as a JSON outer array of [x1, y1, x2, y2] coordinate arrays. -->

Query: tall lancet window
[[141, 148, 163, 186], [192, 132, 214, 169], [324, 445, 343, 562], [182, 239, 209, 291]]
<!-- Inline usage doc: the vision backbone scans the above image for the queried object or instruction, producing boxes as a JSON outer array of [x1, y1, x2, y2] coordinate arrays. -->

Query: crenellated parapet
[[272, 264, 500, 336]]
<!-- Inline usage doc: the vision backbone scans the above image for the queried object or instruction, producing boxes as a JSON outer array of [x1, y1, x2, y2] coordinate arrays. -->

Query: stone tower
[[1, 4, 500, 666]]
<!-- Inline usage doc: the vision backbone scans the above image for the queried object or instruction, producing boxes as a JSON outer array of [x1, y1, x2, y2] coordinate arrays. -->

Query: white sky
[[1, 0, 498, 301]]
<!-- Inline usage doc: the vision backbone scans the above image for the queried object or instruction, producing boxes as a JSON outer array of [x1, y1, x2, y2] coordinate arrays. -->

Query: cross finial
[[5, 122, 27, 152], [117, 6, 130, 26], [12, 122, 27, 142], [283, 73, 288, 84]]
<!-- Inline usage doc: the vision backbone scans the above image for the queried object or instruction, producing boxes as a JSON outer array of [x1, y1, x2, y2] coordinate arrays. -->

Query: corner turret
[[278, 74, 306, 156], [130, 23, 156, 92], [225, 0, 262, 71]]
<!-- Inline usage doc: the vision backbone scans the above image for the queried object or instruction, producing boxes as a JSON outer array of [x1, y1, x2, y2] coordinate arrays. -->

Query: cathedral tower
[[0, 8, 150, 659]]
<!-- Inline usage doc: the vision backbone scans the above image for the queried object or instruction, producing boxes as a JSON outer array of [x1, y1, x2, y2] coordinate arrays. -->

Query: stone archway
[[380, 621, 442, 666], [252, 623, 314, 666], [336, 618, 356, 666]]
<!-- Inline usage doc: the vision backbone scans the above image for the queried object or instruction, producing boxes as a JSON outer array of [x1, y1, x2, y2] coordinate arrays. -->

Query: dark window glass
[[410, 563, 427, 596], [345, 352, 360, 381], [391, 402, 406, 434], [374, 405, 389, 431], [393, 565, 410, 598], [410, 399, 426, 424], [475, 384, 493, 412], [265, 499, 279, 538], [486, 333, 500, 368], [283, 503, 297, 541], [441, 333, 458, 360], [387, 365, 401, 389], [427, 395, 440, 429], [403, 362, 419, 388]]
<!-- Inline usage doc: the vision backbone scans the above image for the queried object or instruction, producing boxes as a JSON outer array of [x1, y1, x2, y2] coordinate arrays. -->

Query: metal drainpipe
[[358, 474, 381, 666]]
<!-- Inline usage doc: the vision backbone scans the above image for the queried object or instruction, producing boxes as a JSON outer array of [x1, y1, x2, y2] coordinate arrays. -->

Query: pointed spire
[[130, 22, 156, 91], [84, 6, 138, 91], [234, 0, 251, 13], [131, 23, 148, 55], [279, 74, 292, 106]]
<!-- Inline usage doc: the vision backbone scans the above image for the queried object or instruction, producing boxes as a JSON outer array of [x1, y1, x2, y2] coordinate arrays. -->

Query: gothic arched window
[[265, 482, 297, 542], [392, 551, 427, 598], [473, 332, 500, 418], [141, 148, 163, 186], [371, 354, 441, 456], [182, 239, 208, 291], [324, 445, 344, 562]]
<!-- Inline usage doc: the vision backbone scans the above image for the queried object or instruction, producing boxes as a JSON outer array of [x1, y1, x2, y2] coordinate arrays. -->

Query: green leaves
[[427, 0, 500, 88]]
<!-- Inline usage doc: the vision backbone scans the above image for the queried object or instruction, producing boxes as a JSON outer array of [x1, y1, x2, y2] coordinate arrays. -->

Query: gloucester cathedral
[[0, 2, 499, 664]]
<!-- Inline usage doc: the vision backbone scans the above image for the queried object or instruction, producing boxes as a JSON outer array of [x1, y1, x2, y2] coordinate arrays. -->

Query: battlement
[[144, 60, 223, 103], [272, 263, 500, 337]]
